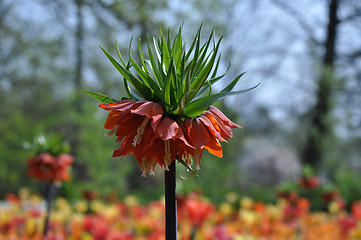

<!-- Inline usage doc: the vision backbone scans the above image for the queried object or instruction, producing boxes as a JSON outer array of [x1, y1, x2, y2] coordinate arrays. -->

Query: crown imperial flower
[[25, 134, 73, 182], [84, 25, 256, 176], [27, 153, 73, 182]]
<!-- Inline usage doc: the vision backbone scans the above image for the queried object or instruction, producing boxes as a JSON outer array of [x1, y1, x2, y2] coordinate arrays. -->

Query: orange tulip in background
[[2, 190, 361, 240]]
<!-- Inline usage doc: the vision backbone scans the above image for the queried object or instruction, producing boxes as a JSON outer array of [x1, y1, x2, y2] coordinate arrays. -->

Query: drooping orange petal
[[204, 137, 223, 158], [150, 120, 195, 167], [133, 124, 156, 163], [184, 118, 211, 149], [173, 138, 195, 159], [133, 123, 166, 167], [103, 111, 122, 129], [115, 113, 145, 140], [101, 100, 138, 130], [206, 110, 234, 139], [130, 101, 155, 116], [150, 103, 164, 131], [169, 139, 181, 164], [130, 101, 164, 132], [113, 136, 134, 158], [144, 137, 166, 166], [202, 111, 221, 131], [156, 117, 179, 141], [100, 100, 135, 111], [199, 114, 226, 142], [173, 124, 195, 150], [208, 106, 242, 129]]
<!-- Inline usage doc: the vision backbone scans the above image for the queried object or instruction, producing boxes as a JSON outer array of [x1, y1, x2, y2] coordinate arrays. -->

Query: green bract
[[23, 134, 71, 156], [84, 25, 257, 118]]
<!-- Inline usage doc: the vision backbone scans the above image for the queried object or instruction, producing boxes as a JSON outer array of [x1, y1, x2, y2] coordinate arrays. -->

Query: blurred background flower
[[25, 134, 73, 183]]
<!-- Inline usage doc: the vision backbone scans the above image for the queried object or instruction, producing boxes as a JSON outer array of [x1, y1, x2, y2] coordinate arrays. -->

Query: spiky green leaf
[[82, 91, 119, 104], [183, 84, 259, 117], [221, 72, 247, 93], [100, 46, 153, 100]]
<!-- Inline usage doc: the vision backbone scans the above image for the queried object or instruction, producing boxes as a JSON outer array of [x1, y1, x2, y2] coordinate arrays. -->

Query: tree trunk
[[302, 0, 338, 168], [75, 0, 83, 92]]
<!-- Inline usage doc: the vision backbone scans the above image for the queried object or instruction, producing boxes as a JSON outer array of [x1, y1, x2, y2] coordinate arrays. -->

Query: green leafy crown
[[23, 134, 71, 156], [84, 25, 257, 118]]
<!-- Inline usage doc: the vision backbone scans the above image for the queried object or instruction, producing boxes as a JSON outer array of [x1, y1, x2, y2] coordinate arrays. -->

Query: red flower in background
[[26, 153, 73, 182], [100, 100, 241, 175], [83, 216, 109, 240], [5, 193, 19, 204], [177, 192, 215, 227], [299, 176, 320, 190], [351, 201, 361, 220], [277, 191, 298, 202], [82, 190, 99, 201], [338, 215, 357, 237], [283, 196, 310, 223], [322, 190, 339, 203]]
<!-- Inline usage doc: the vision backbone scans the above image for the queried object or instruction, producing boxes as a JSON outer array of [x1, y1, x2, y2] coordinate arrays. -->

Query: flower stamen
[[194, 148, 201, 170], [150, 159, 156, 175], [183, 153, 193, 166], [132, 118, 150, 146], [105, 125, 119, 137], [141, 157, 149, 177]]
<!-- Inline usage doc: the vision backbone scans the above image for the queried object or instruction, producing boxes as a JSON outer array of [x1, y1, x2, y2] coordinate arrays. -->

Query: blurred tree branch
[[339, 7, 361, 23], [270, 0, 321, 46]]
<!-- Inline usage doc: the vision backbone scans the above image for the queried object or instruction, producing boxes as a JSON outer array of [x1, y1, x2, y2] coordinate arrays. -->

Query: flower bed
[[1, 190, 361, 240]]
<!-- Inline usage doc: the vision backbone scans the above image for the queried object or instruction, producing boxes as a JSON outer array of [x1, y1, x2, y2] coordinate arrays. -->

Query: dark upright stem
[[43, 182, 54, 236], [165, 161, 177, 239]]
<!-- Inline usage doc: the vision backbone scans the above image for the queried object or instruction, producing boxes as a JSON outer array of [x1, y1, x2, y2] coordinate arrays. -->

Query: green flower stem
[[165, 161, 177, 239]]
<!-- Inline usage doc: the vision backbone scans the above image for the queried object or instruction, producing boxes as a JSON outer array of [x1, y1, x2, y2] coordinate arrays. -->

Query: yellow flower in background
[[267, 205, 282, 221], [239, 209, 261, 227], [124, 195, 139, 207], [25, 218, 38, 236], [329, 200, 341, 213], [19, 188, 30, 201], [102, 204, 119, 221], [74, 200, 88, 213], [90, 200, 105, 213], [30, 194, 42, 204], [226, 192, 238, 204], [149, 206, 164, 220], [240, 197, 254, 210], [234, 234, 257, 240], [219, 202, 234, 218], [350, 222, 361, 239], [55, 198, 71, 210]]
